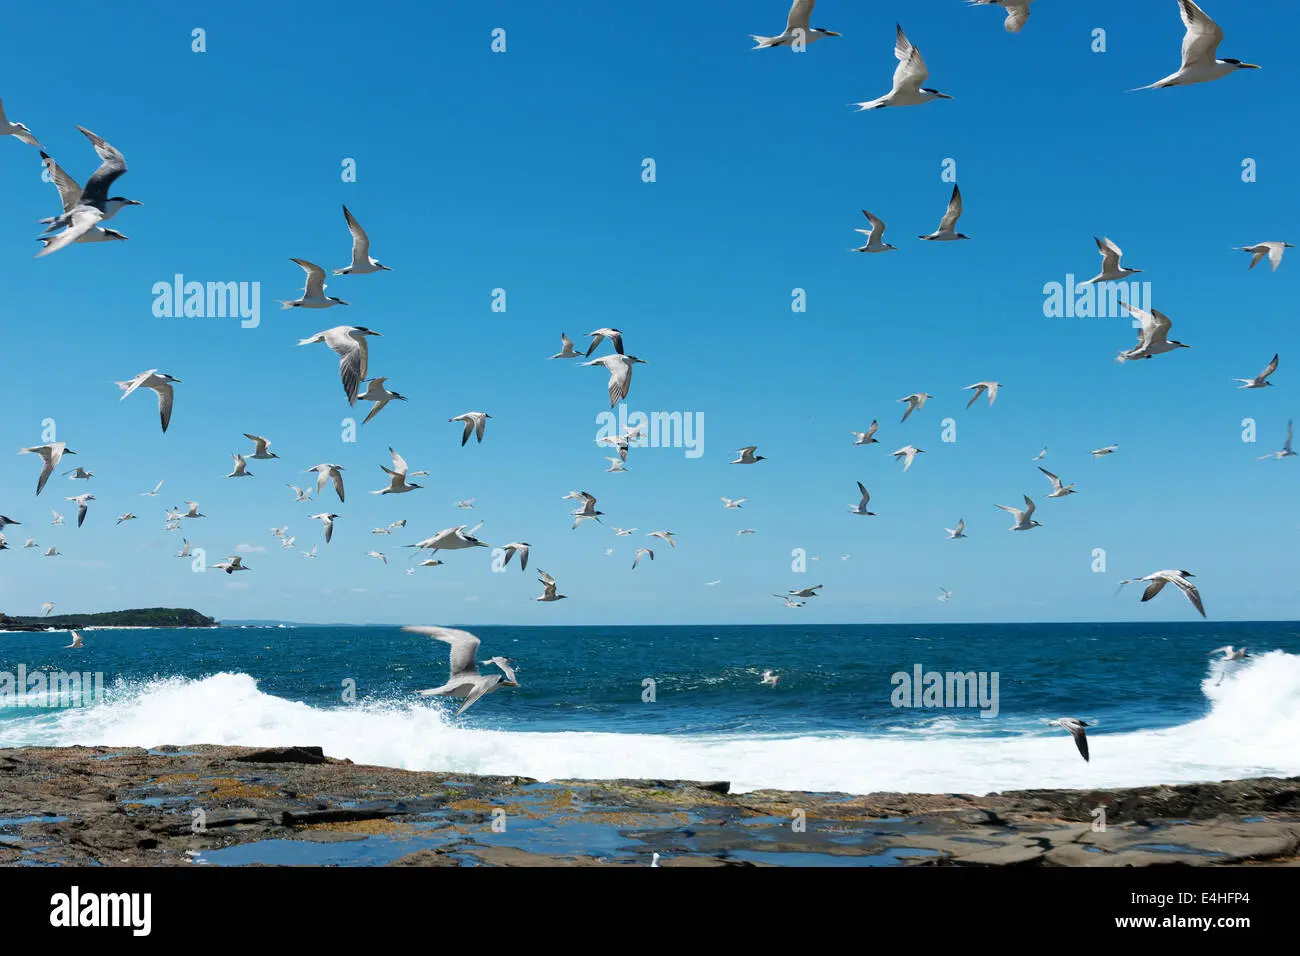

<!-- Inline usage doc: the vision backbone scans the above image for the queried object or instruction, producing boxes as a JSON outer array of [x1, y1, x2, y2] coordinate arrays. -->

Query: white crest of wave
[[3, 654, 1298, 796]]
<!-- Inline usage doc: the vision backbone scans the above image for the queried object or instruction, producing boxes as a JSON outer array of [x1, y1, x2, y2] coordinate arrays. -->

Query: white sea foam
[[1, 652, 1297, 796]]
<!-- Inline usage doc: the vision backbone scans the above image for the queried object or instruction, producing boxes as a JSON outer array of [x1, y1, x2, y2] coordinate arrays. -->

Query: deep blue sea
[[1, 622, 1298, 795]]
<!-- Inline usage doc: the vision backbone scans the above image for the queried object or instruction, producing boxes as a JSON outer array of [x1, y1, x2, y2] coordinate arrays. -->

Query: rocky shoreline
[[0, 745, 1296, 867]]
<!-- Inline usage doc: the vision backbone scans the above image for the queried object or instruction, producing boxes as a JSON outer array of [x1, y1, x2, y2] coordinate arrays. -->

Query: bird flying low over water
[[65, 630, 85, 649], [1234, 354, 1278, 389], [405, 626, 519, 717], [281, 258, 348, 309], [333, 205, 391, 275], [1053, 718, 1090, 761], [751, 0, 840, 49], [968, 0, 1037, 34], [760, 670, 780, 687], [1132, 0, 1259, 91], [1236, 241, 1293, 272], [298, 326, 381, 406], [36, 126, 132, 257], [1211, 645, 1248, 661], [117, 370, 181, 433], [853, 25, 953, 110], [1117, 569, 1206, 617]]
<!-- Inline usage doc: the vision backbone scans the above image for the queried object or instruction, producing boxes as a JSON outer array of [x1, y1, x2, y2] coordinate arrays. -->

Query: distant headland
[[0, 608, 217, 631]]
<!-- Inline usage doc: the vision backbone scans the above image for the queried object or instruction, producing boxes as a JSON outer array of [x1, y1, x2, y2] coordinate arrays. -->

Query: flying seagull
[[584, 328, 625, 357], [632, 547, 654, 569], [181, 500, 205, 519], [1038, 466, 1077, 497], [280, 258, 348, 309], [1233, 354, 1278, 389], [1132, 0, 1259, 91], [946, 519, 966, 539], [536, 570, 567, 602], [852, 210, 896, 253], [1117, 569, 1205, 617], [371, 448, 423, 496], [66, 494, 94, 527], [750, 0, 841, 49], [287, 484, 313, 503], [789, 585, 822, 598], [449, 412, 492, 446], [226, 454, 253, 479], [298, 326, 381, 406], [1236, 241, 1293, 272], [1053, 718, 1090, 762], [35, 126, 130, 257], [501, 542, 531, 571], [760, 670, 780, 687], [37, 149, 138, 242], [309, 512, 339, 544], [63, 466, 94, 481], [937, 586, 953, 602], [21, 443, 74, 496], [1091, 443, 1119, 459], [116, 512, 136, 525], [1033, 447, 1047, 461], [774, 594, 805, 608], [849, 481, 876, 516], [404, 626, 519, 716], [0, 97, 40, 146], [333, 205, 391, 275], [244, 434, 279, 459], [583, 354, 645, 407], [550, 333, 583, 360], [1086, 236, 1142, 284], [117, 370, 181, 433], [996, 495, 1041, 530], [1257, 420, 1295, 460], [963, 381, 1000, 408], [1116, 302, 1191, 362], [853, 25, 953, 110], [406, 525, 490, 556], [1210, 645, 1248, 661], [898, 393, 932, 422], [306, 464, 346, 503], [647, 530, 677, 549], [891, 445, 925, 471], [367, 551, 387, 565], [851, 421, 880, 445], [356, 377, 406, 425], [140, 479, 165, 497], [968, 0, 1036, 34], [213, 555, 249, 575], [721, 497, 746, 509], [66, 630, 85, 649], [731, 446, 766, 464], [919, 185, 969, 241]]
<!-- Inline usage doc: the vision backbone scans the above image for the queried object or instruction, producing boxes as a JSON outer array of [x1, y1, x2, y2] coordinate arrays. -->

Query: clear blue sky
[[0, 0, 1295, 625]]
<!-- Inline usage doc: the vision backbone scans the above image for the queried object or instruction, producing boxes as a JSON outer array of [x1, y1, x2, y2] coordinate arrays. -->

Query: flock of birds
[[0, 1, 1284, 753]]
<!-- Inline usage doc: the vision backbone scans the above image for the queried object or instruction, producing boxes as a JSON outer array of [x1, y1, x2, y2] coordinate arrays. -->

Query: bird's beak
[[938, 93, 954, 99], [128, 200, 145, 206], [503, 680, 519, 687], [825, 30, 842, 36], [1240, 63, 1261, 69]]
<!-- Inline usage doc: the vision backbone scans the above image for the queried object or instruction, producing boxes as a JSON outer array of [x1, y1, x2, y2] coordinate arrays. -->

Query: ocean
[[1, 622, 1298, 796]]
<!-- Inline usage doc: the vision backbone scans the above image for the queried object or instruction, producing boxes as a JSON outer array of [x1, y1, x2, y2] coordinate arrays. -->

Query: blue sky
[[0, 0, 1296, 625]]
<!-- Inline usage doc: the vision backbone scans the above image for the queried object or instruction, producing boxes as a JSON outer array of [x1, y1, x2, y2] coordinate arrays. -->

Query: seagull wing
[[1146, 309, 1174, 347], [404, 625, 482, 679], [489, 657, 518, 683], [331, 469, 345, 502], [938, 184, 963, 232], [1178, 0, 1223, 71], [786, 0, 814, 33], [1069, 723, 1089, 761], [291, 258, 328, 299], [326, 329, 367, 405], [1096, 236, 1122, 272], [891, 25, 929, 94], [154, 382, 175, 432], [607, 360, 633, 406], [1268, 243, 1286, 272], [862, 210, 886, 241], [1004, 3, 1031, 33], [1022, 495, 1035, 519], [74, 126, 128, 209], [389, 447, 410, 476], [1038, 466, 1062, 491], [1170, 574, 1206, 617], [1259, 353, 1279, 381], [1140, 577, 1168, 602], [342, 205, 370, 264], [40, 152, 82, 213]]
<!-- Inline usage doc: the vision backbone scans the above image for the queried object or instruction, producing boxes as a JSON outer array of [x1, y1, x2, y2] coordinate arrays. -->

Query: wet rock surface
[[0, 745, 1296, 867]]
